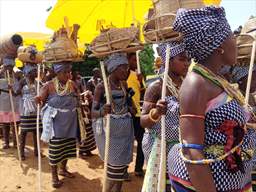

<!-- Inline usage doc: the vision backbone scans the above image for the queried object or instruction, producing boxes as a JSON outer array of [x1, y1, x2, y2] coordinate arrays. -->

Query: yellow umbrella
[[203, 0, 222, 6], [17, 32, 52, 51], [46, 0, 153, 43]]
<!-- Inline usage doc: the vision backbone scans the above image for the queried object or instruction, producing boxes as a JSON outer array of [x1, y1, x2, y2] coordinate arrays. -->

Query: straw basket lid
[[241, 16, 256, 34], [17, 45, 43, 64], [90, 26, 144, 58], [143, 0, 205, 43], [236, 34, 256, 66], [236, 17, 256, 66], [43, 27, 83, 63]]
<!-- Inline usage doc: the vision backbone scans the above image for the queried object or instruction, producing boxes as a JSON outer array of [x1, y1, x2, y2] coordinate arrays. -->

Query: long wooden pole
[[7, 70, 22, 166], [157, 45, 171, 192], [245, 40, 256, 106], [36, 64, 42, 192], [100, 61, 111, 192], [136, 50, 141, 74]]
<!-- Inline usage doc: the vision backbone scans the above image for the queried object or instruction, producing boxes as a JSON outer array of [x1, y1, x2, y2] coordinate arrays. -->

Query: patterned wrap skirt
[[79, 123, 96, 153], [107, 164, 128, 181], [93, 113, 134, 181], [48, 138, 77, 165], [20, 115, 42, 132]]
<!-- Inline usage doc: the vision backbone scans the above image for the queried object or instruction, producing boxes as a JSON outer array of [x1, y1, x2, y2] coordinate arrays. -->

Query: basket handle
[[237, 33, 256, 40]]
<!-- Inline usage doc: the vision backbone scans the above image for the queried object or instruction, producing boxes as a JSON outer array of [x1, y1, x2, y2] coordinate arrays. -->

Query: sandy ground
[[0, 134, 144, 192]]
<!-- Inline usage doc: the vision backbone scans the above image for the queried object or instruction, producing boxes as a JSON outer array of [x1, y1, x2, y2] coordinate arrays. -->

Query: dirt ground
[[0, 134, 144, 192]]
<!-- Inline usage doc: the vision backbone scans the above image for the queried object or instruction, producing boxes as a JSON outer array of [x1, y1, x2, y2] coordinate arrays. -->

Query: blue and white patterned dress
[[92, 89, 134, 180], [142, 96, 180, 162], [142, 96, 180, 192], [168, 94, 256, 191]]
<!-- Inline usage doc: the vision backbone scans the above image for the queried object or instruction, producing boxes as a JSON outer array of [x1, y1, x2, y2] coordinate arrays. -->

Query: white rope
[[157, 45, 171, 192], [7, 71, 22, 167], [245, 40, 256, 106], [36, 64, 42, 192], [101, 61, 111, 192]]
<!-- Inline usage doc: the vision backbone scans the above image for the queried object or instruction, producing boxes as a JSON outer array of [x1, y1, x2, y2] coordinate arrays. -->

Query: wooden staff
[[36, 64, 42, 192], [100, 61, 111, 192], [245, 40, 256, 106], [136, 50, 141, 74], [158, 45, 171, 192], [6, 70, 22, 166]]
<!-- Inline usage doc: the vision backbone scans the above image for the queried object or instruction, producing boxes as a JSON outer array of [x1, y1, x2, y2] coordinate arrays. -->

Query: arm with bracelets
[[179, 73, 222, 192], [140, 80, 167, 129]]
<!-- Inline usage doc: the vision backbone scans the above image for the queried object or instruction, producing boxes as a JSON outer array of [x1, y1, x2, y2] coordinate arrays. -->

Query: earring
[[221, 49, 225, 54]]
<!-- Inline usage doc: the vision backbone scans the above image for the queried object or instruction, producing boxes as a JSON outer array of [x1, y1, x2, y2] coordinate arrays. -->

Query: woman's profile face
[[112, 64, 129, 81], [170, 52, 190, 77], [222, 34, 237, 66]]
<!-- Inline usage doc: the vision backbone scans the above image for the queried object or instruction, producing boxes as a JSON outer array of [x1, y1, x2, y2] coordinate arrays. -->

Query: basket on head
[[43, 26, 83, 63], [143, 0, 205, 43], [90, 26, 144, 57], [236, 17, 256, 66], [241, 17, 256, 34], [17, 45, 43, 64]]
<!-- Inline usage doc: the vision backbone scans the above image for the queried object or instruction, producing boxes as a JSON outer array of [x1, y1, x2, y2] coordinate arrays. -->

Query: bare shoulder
[[180, 72, 221, 113], [144, 79, 162, 102]]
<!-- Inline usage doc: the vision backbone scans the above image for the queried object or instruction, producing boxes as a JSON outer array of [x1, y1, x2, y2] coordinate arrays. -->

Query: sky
[[0, 0, 255, 46]]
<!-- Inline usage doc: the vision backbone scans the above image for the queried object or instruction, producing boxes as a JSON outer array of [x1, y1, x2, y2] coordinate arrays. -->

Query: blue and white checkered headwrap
[[173, 6, 232, 63], [23, 64, 37, 75], [231, 65, 256, 83], [53, 62, 72, 73], [158, 41, 185, 62], [104, 53, 128, 73], [158, 41, 186, 74]]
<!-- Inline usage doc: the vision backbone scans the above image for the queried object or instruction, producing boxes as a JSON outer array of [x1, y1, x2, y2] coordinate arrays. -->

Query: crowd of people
[[0, 4, 256, 192], [0, 51, 147, 190]]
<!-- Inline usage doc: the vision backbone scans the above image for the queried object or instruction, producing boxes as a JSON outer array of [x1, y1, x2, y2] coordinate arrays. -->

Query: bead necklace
[[108, 77, 127, 115], [53, 77, 72, 96]]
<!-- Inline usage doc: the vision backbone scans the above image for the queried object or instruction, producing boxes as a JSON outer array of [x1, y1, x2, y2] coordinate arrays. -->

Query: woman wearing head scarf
[[36, 62, 78, 188], [91, 53, 135, 192], [168, 6, 256, 191], [12, 64, 42, 160], [0, 57, 20, 149], [140, 41, 190, 192]]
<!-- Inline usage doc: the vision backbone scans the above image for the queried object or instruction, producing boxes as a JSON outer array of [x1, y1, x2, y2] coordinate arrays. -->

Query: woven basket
[[0, 34, 23, 59], [237, 34, 256, 66], [43, 29, 83, 63], [143, 13, 183, 43], [153, 0, 204, 19], [90, 27, 143, 57], [17, 46, 43, 64], [143, 0, 204, 43], [241, 17, 256, 34]]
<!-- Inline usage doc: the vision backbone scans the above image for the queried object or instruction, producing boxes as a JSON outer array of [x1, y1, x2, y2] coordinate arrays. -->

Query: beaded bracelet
[[180, 143, 205, 150], [149, 108, 161, 123], [179, 140, 243, 165]]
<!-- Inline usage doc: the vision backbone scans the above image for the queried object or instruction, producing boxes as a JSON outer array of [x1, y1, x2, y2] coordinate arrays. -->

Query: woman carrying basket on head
[[37, 62, 79, 188], [141, 41, 190, 192], [92, 53, 135, 192]]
